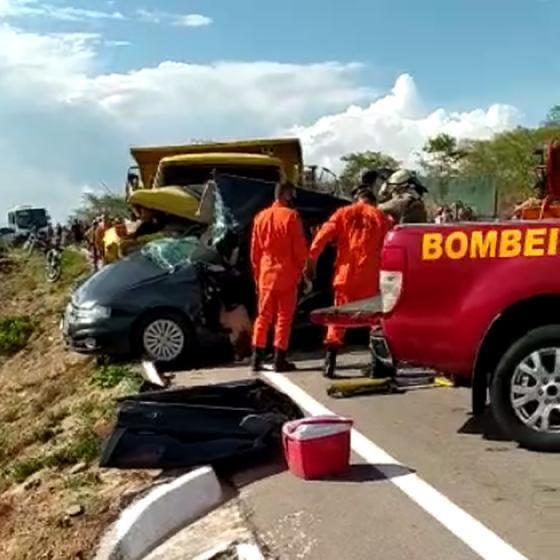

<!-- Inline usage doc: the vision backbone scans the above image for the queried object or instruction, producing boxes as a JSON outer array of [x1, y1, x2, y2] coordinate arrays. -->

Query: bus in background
[[7, 205, 50, 240]]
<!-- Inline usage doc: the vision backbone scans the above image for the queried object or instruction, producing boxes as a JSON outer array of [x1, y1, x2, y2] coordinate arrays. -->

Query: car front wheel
[[139, 312, 189, 363], [491, 325, 560, 452]]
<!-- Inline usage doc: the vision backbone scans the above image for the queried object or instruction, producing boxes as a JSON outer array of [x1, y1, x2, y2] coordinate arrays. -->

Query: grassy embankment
[[0, 246, 150, 560]]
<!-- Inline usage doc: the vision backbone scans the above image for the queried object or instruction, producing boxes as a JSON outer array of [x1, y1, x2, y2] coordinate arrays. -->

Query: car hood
[[73, 253, 171, 307]]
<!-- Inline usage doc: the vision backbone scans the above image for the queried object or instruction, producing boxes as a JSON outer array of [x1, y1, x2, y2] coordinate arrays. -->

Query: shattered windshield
[[141, 236, 223, 271], [211, 174, 275, 245], [140, 237, 204, 271]]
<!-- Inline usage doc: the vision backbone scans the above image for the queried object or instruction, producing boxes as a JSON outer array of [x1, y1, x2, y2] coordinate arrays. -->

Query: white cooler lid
[[283, 416, 353, 441]]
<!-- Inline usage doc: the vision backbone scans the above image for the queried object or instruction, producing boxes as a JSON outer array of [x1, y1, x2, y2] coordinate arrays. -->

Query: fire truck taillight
[[380, 247, 405, 314]]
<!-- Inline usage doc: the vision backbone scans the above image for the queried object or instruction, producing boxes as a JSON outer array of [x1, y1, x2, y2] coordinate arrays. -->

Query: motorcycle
[[45, 244, 62, 283], [24, 229, 49, 257], [24, 229, 63, 283]]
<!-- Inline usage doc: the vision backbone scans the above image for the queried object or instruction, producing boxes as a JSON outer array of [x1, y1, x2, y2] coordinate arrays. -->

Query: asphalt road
[[172, 352, 559, 560]]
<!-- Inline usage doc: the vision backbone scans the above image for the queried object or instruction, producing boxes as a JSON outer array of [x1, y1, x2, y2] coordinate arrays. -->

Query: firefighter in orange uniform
[[306, 184, 391, 378], [251, 182, 308, 372]]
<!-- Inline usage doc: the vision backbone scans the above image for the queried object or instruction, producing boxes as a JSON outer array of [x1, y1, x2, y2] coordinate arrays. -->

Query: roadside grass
[[90, 364, 142, 391], [9, 246, 90, 295], [60, 248, 90, 287], [7, 428, 102, 483], [0, 244, 152, 559], [0, 316, 33, 356], [63, 470, 102, 491], [0, 363, 142, 485]]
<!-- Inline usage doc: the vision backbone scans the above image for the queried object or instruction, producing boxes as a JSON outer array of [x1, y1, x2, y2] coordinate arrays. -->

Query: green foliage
[[60, 249, 90, 285], [7, 429, 102, 482], [71, 191, 129, 224], [9, 456, 44, 483], [543, 105, 560, 128], [418, 134, 466, 198], [90, 364, 141, 390], [339, 151, 399, 194], [420, 134, 466, 173], [460, 126, 560, 199], [47, 429, 101, 466], [0, 316, 33, 356]]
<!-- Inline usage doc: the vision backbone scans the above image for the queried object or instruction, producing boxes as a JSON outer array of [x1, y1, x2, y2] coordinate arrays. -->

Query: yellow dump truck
[[127, 137, 303, 195], [105, 139, 303, 264]]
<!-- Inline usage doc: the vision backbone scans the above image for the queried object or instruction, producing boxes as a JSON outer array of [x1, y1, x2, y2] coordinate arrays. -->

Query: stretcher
[[310, 295, 383, 328], [327, 373, 454, 399]]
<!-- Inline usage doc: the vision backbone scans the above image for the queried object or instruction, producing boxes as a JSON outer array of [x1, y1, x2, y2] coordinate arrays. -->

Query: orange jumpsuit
[[251, 201, 308, 351], [309, 201, 391, 348], [94, 222, 109, 266]]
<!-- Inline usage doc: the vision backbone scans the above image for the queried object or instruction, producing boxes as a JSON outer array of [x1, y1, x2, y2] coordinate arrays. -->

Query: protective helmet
[[387, 169, 412, 185]]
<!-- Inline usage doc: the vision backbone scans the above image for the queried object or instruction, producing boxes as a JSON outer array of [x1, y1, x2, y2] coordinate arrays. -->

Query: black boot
[[251, 348, 266, 373], [273, 349, 296, 372], [362, 358, 396, 379], [323, 348, 337, 379]]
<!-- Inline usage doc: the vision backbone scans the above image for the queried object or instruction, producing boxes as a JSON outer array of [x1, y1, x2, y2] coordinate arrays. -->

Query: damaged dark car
[[63, 175, 346, 364]]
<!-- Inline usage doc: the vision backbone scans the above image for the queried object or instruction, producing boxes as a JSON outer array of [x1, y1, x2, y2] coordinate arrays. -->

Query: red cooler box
[[282, 416, 353, 480]]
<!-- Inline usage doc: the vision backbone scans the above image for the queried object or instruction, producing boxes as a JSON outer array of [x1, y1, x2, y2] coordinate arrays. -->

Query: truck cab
[[377, 221, 560, 451], [126, 138, 303, 196]]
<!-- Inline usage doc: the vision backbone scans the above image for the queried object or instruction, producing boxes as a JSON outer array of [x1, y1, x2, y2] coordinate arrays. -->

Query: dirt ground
[[0, 249, 153, 560]]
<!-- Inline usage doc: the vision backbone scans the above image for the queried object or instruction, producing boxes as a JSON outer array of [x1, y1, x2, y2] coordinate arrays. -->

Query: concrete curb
[[95, 466, 222, 560]]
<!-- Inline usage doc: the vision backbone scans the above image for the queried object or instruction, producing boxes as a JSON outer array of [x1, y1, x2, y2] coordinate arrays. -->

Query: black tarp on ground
[[99, 379, 303, 470]]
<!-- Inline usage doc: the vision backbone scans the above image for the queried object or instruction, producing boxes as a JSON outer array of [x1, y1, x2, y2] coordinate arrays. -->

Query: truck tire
[[471, 369, 488, 416], [491, 325, 560, 452]]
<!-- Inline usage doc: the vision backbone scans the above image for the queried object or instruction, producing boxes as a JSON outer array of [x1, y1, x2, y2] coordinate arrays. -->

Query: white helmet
[[387, 169, 412, 186]]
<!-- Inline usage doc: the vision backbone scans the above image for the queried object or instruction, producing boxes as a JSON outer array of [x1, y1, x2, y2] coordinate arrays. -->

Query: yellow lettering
[[548, 228, 559, 256], [524, 228, 546, 257], [499, 229, 522, 258], [445, 232, 469, 260], [422, 233, 443, 260], [470, 231, 498, 259]]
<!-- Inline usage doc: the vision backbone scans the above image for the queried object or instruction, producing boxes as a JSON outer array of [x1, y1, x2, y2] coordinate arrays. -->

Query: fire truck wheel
[[491, 325, 560, 452]]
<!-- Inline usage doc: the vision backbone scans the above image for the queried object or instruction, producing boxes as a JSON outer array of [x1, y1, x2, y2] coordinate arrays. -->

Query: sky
[[0, 0, 558, 221]]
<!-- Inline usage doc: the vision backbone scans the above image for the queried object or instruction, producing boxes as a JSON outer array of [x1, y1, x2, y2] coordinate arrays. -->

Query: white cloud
[[292, 74, 522, 171], [0, 25, 370, 220], [42, 6, 124, 22], [0, 0, 124, 21], [105, 39, 131, 47], [136, 8, 213, 27], [136, 8, 161, 24], [174, 14, 213, 28], [0, 23, 521, 222]]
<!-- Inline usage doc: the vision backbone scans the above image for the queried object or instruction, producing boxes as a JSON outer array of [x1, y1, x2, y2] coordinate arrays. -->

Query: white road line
[[262, 371, 529, 560]]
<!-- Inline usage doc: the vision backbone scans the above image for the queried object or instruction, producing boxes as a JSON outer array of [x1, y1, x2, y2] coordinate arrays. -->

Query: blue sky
[[0, 0, 557, 219], [20, 0, 558, 122]]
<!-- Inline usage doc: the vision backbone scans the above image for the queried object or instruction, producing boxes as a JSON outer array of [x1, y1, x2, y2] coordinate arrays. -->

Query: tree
[[460, 125, 560, 211], [339, 151, 399, 194], [418, 133, 467, 199], [420, 134, 465, 173], [543, 105, 560, 128], [70, 191, 129, 224]]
